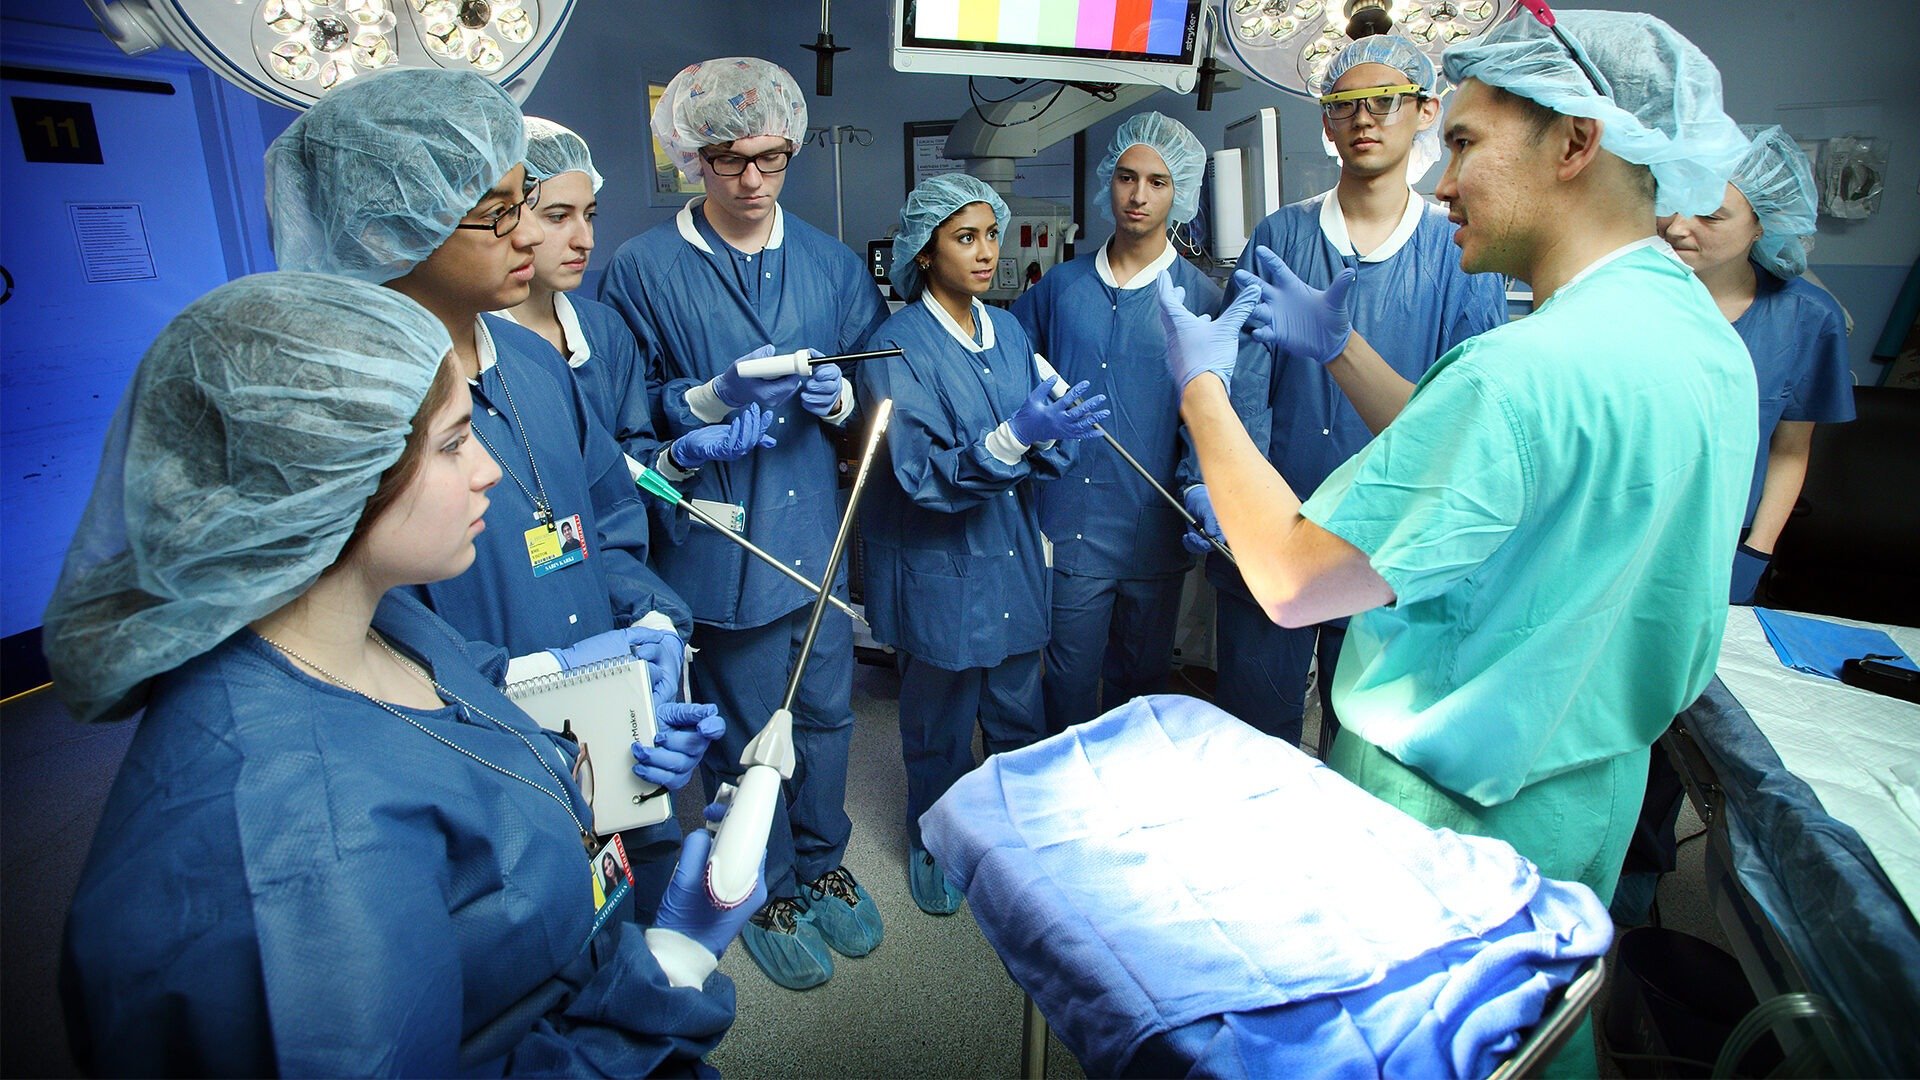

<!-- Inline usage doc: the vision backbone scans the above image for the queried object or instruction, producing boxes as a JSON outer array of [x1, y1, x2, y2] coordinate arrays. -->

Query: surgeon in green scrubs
[[1163, 9, 1753, 910]]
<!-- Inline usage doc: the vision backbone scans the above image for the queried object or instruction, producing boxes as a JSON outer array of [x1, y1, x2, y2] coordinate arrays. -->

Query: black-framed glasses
[[1319, 83, 1423, 122], [1518, 0, 1608, 97], [454, 176, 542, 238], [699, 147, 793, 177]]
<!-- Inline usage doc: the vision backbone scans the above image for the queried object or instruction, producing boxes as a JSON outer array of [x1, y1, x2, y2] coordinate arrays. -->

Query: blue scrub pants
[[1214, 590, 1343, 753], [1042, 570, 1185, 735], [691, 607, 855, 900], [898, 650, 1045, 847]]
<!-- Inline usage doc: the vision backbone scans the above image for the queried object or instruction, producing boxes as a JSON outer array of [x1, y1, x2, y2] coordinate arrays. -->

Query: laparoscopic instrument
[[703, 398, 896, 908], [631, 464, 869, 627], [732, 346, 904, 380], [1033, 355, 1239, 567]]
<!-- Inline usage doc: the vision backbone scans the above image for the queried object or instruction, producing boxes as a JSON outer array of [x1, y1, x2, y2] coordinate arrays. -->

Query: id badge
[[689, 499, 746, 534], [526, 512, 588, 577], [585, 833, 634, 947]]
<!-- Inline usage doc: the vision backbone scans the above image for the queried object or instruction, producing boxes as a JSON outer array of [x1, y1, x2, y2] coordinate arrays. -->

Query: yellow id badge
[[526, 513, 587, 577]]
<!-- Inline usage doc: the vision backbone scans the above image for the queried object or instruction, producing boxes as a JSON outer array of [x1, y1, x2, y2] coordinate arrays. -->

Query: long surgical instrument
[[704, 399, 895, 907], [732, 346, 903, 380]]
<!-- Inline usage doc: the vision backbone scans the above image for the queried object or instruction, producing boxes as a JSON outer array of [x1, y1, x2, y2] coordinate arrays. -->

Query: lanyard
[[471, 359, 555, 524]]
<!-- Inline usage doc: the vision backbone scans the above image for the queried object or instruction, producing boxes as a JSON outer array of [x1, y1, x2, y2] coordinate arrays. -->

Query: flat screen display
[[902, 0, 1205, 66]]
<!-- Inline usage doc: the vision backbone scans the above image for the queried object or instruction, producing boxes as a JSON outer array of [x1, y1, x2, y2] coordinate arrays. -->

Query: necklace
[[261, 631, 595, 850], [470, 341, 554, 524]]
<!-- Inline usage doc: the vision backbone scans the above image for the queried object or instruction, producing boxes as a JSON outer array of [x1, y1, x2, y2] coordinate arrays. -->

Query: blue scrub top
[[1301, 242, 1757, 805], [1733, 263, 1856, 525], [1214, 191, 1507, 598], [564, 293, 671, 469], [598, 202, 889, 631], [1012, 245, 1222, 580], [62, 591, 734, 1076], [857, 299, 1072, 671], [411, 316, 690, 653]]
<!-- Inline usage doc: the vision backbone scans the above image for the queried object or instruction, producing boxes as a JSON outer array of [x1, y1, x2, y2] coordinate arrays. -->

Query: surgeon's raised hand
[[1240, 245, 1354, 365], [633, 702, 725, 790], [653, 809, 766, 957], [1009, 379, 1109, 444], [1181, 485, 1226, 555], [1159, 270, 1260, 395], [712, 344, 804, 411], [800, 357, 845, 417], [669, 403, 778, 468]]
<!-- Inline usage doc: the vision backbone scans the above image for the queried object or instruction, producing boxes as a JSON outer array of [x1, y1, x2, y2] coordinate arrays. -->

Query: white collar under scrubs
[[920, 291, 995, 353], [491, 292, 591, 368], [1319, 186, 1426, 262], [1094, 238, 1179, 290]]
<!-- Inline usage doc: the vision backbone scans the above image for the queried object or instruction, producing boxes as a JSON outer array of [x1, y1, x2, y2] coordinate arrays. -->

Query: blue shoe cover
[[740, 896, 834, 990], [908, 843, 965, 916], [802, 866, 884, 957]]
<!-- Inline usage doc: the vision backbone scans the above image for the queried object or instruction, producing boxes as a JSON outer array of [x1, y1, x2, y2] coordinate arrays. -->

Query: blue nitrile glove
[[1730, 543, 1770, 604], [1009, 379, 1109, 444], [1241, 244, 1355, 365], [630, 628, 683, 704], [547, 624, 674, 673], [1182, 485, 1225, 555], [712, 344, 803, 411], [653, 822, 765, 957], [632, 702, 726, 789], [670, 403, 778, 468], [1158, 271, 1261, 394], [799, 354, 843, 417]]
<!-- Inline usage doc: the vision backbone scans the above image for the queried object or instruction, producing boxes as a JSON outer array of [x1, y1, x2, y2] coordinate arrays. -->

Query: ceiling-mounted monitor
[[892, 0, 1207, 94]]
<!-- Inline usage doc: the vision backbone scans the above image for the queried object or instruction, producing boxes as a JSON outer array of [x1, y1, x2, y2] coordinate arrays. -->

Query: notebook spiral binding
[[504, 655, 641, 699]]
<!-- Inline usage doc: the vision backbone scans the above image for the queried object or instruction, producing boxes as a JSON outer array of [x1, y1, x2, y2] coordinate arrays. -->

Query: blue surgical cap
[[265, 67, 526, 283], [889, 173, 1010, 302], [42, 272, 451, 724], [524, 116, 604, 193], [651, 57, 808, 183], [1731, 125, 1817, 280], [1443, 10, 1747, 217], [1323, 34, 1443, 184], [1097, 111, 1206, 228]]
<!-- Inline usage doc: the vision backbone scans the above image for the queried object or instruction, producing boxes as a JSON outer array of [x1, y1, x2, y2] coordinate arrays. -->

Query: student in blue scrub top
[[1198, 35, 1507, 754], [44, 272, 760, 1076], [1012, 112, 1221, 735], [598, 57, 889, 992], [861, 173, 1109, 917], [1659, 125, 1855, 602], [264, 69, 746, 924]]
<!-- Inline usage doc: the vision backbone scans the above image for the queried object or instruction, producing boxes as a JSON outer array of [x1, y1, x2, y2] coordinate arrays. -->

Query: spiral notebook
[[505, 656, 669, 834]]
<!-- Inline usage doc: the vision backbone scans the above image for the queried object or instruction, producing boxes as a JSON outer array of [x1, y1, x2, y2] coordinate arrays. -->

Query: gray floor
[[2, 662, 1729, 1077]]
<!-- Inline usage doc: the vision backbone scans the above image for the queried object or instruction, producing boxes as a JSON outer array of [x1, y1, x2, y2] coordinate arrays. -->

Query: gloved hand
[[1158, 271, 1261, 394], [630, 627, 683, 704], [800, 357, 844, 417], [652, 822, 765, 957], [632, 702, 725, 790], [547, 624, 677, 674], [670, 403, 778, 468], [1008, 379, 1109, 444], [712, 344, 803, 411], [1730, 542, 1770, 605], [1240, 244, 1355, 365], [1181, 485, 1225, 555]]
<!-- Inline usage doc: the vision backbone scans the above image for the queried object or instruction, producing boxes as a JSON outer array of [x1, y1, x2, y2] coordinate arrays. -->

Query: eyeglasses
[[1319, 83, 1423, 122], [699, 147, 793, 177], [454, 176, 542, 238], [1519, 0, 1609, 97]]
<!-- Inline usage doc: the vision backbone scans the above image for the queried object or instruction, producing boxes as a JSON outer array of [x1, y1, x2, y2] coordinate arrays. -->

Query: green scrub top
[[1301, 240, 1757, 808]]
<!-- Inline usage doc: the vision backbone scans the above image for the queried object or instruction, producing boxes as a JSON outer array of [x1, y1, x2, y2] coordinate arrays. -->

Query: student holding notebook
[[45, 271, 762, 1075]]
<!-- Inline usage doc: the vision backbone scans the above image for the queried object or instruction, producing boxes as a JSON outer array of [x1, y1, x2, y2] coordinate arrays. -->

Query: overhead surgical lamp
[[1217, 0, 1516, 97], [82, 0, 576, 109]]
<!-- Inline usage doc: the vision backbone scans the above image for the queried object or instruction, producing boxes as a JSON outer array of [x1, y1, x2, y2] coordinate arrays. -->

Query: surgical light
[[1217, 0, 1516, 97], [81, 0, 575, 110]]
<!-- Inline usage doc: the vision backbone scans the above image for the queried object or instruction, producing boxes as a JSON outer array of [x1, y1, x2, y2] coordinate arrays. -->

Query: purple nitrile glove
[[1181, 484, 1225, 555], [1008, 379, 1109, 444], [651, 823, 765, 957], [800, 356, 843, 417], [632, 702, 726, 790], [670, 403, 778, 468], [1241, 244, 1355, 365], [548, 624, 669, 673], [712, 344, 803, 411], [1157, 271, 1261, 394]]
